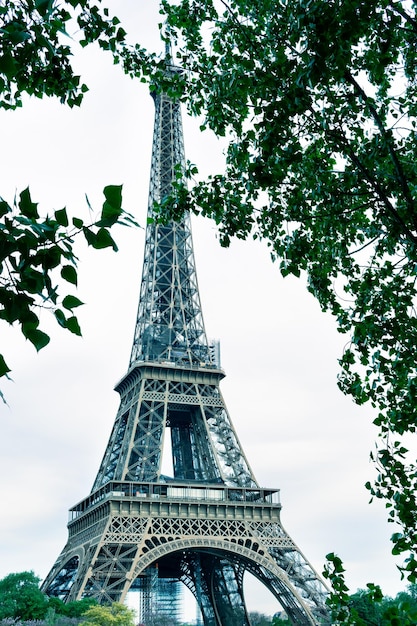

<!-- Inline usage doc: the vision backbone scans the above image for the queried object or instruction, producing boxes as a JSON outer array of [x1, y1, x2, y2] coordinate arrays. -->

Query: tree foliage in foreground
[[0, 572, 97, 622], [119, 0, 417, 580], [0, 0, 128, 110], [0, 1, 140, 385], [0, 184, 137, 388]]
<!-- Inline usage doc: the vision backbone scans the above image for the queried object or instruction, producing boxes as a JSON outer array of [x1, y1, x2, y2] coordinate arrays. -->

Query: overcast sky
[[0, 0, 411, 619]]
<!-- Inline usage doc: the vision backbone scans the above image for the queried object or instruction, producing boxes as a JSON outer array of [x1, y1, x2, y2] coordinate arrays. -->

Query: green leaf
[[24, 328, 50, 351], [83, 227, 96, 247], [19, 187, 38, 219], [0, 354, 11, 377], [0, 199, 10, 218], [84, 227, 117, 250], [54, 208, 69, 227], [54, 309, 66, 328], [85, 194, 93, 212], [103, 184, 123, 209], [1, 25, 31, 44], [100, 185, 123, 226], [66, 316, 82, 336], [62, 295, 84, 310], [61, 265, 78, 285], [95, 227, 118, 250], [0, 51, 16, 80], [35, 0, 54, 15], [72, 217, 84, 228]]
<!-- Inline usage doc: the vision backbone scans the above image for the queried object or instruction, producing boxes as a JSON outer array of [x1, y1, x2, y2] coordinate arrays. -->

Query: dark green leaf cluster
[[0, 1, 143, 391], [0, 184, 136, 380], [144, 0, 417, 580], [48, 598, 98, 619], [0, 1, 130, 109], [0, 0, 178, 111]]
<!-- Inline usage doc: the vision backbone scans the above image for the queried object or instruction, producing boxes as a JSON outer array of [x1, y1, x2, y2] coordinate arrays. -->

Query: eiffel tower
[[41, 53, 330, 625]]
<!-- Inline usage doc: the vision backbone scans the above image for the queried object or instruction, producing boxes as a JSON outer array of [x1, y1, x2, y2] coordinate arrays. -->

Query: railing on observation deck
[[68, 481, 280, 521]]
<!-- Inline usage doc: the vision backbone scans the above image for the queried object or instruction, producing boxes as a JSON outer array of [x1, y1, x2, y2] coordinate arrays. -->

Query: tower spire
[[163, 24, 173, 62], [41, 42, 330, 626], [129, 58, 211, 368]]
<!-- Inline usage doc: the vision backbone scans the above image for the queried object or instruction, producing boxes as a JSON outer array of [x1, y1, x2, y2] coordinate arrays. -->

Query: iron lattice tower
[[41, 59, 330, 625]]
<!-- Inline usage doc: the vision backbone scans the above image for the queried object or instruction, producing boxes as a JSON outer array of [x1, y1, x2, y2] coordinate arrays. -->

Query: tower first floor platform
[[42, 481, 329, 625]]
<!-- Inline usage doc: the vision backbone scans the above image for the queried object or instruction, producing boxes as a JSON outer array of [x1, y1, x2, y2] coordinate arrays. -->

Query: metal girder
[[129, 85, 210, 368], [180, 553, 249, 626]]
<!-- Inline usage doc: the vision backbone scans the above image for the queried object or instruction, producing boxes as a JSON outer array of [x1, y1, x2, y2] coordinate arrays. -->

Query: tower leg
[[180, 553, 249, 626]]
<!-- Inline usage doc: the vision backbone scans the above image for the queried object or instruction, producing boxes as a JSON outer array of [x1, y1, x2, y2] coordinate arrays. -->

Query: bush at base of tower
[[0, 571, 97, 622], [79, 603, 135, 626]]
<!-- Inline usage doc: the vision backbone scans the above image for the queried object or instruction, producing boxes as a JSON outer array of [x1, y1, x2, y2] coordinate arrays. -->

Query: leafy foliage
[[141, 618, 180, 626], [0, 1, 143, 386], [0, 572, 98, 623], [79, 603, 134, 626], [121, 0, 417, 580], [48, 598, 97, 618], [0, 0, 128, 110], [0, 572, 48, 620], [324, 554, 417, 624], [0, 185, 136, 383]]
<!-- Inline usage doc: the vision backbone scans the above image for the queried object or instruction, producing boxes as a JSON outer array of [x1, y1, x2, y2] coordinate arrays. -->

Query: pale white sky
[[0, 1, 409, 619]]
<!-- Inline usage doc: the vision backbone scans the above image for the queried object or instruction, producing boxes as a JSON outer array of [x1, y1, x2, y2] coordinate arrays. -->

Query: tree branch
[[344, 71, 417, 233]]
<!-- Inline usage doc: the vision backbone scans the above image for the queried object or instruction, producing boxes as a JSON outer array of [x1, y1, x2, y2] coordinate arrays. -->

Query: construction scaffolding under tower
[[137, 566, 182, 625]]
